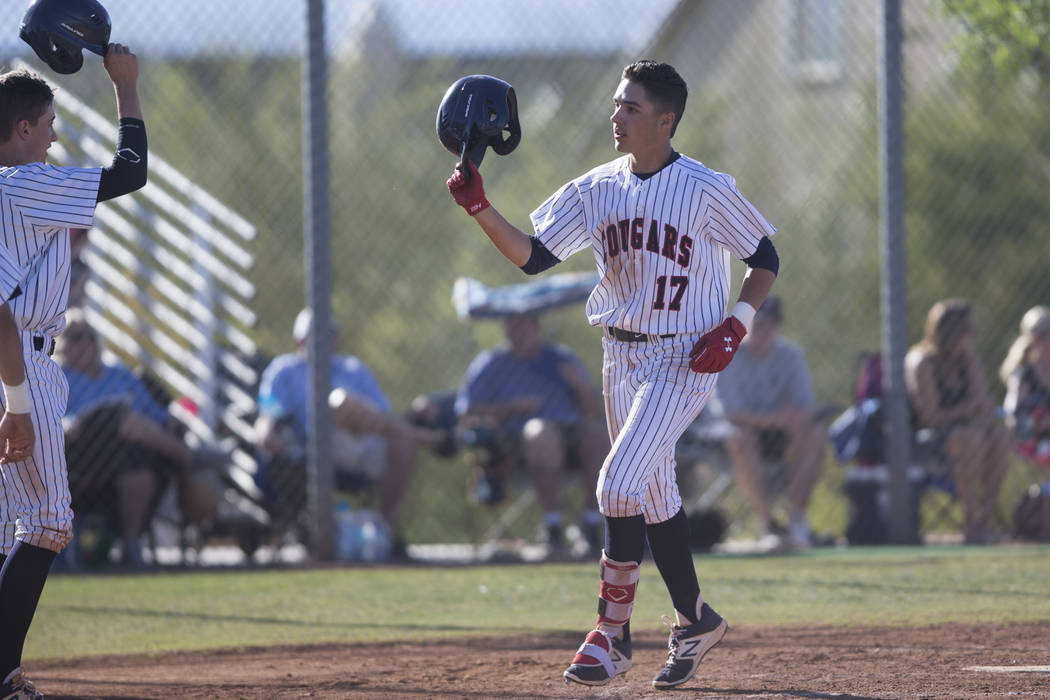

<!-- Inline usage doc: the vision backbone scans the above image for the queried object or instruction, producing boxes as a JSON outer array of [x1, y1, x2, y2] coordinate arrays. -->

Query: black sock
[[646, 508, 701, 624], [603, 514, 646, 564], [0, 541, 57, 677]]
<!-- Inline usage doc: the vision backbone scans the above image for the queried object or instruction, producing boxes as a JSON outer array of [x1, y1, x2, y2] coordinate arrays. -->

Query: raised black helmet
[[19, 0, 112, 75], [436, 75, 521, 168]]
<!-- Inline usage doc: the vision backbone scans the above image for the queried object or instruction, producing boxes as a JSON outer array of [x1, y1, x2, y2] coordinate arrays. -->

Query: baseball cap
[[292, 308, 341, 343]]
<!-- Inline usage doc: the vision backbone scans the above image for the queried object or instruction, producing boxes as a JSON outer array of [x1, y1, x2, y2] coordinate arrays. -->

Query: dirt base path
[[29, 621, 1050, 699]]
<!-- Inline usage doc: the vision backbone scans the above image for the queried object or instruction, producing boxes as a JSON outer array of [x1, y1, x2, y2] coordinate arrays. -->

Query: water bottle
[[335, 501, 357, 561], [356, 510, 392, 562], [359, 519, 379, 562]]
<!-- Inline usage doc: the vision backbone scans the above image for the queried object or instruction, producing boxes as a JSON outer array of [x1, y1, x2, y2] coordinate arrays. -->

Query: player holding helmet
[[444, 60, 779, 689], [0, 1, 148, 696]]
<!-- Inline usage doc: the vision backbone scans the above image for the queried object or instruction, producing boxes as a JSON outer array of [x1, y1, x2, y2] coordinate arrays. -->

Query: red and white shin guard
[[569, 552, 639, 675], [596, 552, 639, 635]]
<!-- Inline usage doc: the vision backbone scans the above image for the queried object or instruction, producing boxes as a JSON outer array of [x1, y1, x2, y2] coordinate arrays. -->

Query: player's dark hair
[[622, 60, 688, 137], [0, 69, 54, 142]]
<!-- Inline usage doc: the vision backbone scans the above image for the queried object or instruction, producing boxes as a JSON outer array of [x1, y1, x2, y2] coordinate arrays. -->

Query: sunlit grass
[[28, 543, 1050, 661]]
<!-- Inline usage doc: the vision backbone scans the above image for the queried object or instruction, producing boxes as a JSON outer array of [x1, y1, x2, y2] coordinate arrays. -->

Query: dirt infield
[[29, 621, 1050, 699]]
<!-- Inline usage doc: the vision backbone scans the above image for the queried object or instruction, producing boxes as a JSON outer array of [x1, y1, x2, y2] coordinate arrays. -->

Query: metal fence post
[[879, 0, 915, 544], [303, 0, 334, 561]]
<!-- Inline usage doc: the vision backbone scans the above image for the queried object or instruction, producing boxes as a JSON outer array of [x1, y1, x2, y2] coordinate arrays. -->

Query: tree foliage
[[904, 64, 1050, 367], [945, 0, 1050, 77]]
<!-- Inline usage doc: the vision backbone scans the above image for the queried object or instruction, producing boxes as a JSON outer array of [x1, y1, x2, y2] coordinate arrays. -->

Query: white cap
[[293, 308, 339, 343], [293, 308, 312, 343]]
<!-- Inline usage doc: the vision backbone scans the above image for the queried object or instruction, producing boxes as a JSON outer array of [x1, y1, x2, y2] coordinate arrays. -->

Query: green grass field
[[28, 543, 1050, 662]]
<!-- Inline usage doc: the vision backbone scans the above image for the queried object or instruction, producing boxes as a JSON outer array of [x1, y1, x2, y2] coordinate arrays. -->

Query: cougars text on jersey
[[602, 217, 693, 268]]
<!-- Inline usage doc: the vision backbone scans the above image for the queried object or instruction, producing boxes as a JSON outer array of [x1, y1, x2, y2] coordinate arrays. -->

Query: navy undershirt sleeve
[[519, 237, 561, 275], [97, 118, 148, 203], [743, 236, 779, 275]]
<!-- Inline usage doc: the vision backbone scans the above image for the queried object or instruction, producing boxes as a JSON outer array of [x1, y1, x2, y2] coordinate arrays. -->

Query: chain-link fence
[[4, 0, 1049, 565]]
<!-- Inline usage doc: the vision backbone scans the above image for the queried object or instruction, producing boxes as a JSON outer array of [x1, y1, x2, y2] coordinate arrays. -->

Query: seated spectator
[[715, 296, 828, 548], [455, 313, 608, 558], [1000, 305, 1050, 466], [905, 299, 1010, 544], [58, 309, 199, 567], [254, 308, 437, 556]]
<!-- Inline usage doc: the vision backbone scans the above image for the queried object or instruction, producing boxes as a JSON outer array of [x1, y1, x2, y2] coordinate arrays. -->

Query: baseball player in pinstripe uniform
[[0, 45, 147, 699], [447, 60, 779, 689]]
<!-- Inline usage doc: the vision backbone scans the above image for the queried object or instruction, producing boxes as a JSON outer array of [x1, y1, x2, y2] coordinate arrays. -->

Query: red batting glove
[[689, 317, 748, 373], [446, 160, 490, 216]]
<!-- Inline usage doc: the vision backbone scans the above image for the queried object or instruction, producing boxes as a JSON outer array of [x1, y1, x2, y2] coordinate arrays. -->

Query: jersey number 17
[[653, 275, 688, 311]]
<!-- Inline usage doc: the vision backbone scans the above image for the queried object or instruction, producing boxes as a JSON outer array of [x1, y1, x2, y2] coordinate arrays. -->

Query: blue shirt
[[455, 344, 588, 434], [64, 362, 170, 425], [257, 353, 390, 442]]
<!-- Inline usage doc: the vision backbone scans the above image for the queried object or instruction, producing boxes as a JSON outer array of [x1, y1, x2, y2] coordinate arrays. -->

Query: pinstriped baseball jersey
[[1, 164, 102, 335], [529, 154, 776, 336], [0, 163, 102, 553], [0, 240, 24, 303]]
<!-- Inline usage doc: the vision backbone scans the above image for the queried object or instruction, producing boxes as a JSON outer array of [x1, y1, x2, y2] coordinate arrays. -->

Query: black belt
[[32, 336, 55, 356], [605, 326, 676, 343]]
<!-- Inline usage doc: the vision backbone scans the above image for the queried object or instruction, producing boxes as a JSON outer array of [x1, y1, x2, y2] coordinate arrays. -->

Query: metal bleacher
[[34, 63, 272, 562]]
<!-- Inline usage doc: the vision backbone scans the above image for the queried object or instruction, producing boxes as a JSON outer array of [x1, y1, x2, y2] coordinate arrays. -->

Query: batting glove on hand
[[446, 160, 490, 216], [689, 316, 747, 373]]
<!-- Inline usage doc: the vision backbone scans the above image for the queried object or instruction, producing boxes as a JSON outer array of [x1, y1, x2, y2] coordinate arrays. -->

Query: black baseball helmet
[[436, 75, 521, 168], [19, 0, 112, 75]]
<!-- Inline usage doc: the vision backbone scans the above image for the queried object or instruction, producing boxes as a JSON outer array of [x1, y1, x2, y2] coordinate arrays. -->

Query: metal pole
[[302, 0, 334, 560], [878, 0, 915, 544]]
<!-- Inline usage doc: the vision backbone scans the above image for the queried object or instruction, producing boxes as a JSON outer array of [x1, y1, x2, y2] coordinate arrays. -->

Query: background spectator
[[58, 309, 200, 567], [455, 313, 608, 558], [905, 299, 1010, 544], [713, 297, 828, 548], [1000, 305, 1050, 466], [254, 308, 437, 558]]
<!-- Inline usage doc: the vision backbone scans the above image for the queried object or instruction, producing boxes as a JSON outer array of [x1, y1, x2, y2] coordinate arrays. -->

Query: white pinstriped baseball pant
[[0, 333, 73, 554], [598, 334, 718, 524]]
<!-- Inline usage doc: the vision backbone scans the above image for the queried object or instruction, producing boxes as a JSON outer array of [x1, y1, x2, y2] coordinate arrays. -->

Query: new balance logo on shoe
[[678, 637, 705, 658]]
